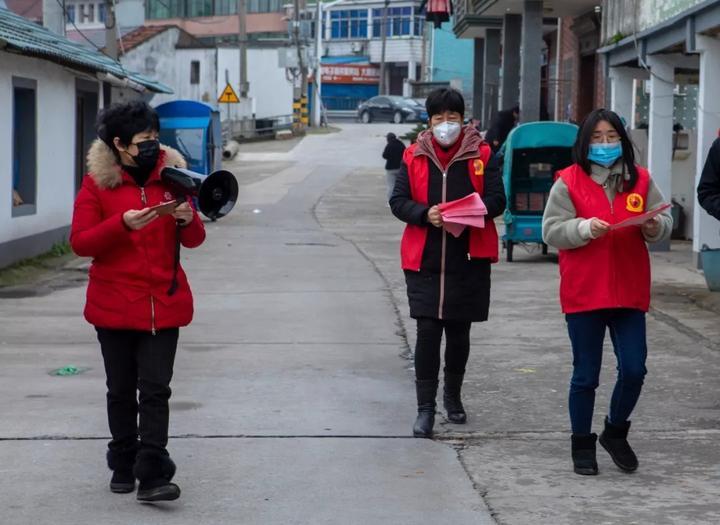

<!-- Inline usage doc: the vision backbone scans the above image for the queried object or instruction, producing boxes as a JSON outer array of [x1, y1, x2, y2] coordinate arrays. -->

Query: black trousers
[[96, 327, 178, 453], [414, 317, 472, 381]]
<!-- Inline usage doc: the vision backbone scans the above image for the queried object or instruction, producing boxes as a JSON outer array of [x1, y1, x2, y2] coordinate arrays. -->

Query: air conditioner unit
[[351, 41, 365, 54]]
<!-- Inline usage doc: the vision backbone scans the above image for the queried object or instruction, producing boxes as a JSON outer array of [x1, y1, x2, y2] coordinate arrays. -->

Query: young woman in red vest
[[390, 88, 506, 438], [543, 109, 672, 475]]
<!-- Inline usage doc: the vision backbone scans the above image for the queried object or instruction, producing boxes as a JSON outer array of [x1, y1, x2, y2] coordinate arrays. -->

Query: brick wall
[[557, 17, 579, 122], [555, 16, 607, 123]]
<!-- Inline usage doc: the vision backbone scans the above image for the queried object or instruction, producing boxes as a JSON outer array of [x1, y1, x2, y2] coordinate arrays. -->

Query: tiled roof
[[4, 0, 42, 22], [0, 7, 173, 94], [119, 25, 172, 54]]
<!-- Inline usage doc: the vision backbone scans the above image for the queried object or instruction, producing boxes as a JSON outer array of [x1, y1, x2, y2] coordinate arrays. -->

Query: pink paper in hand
[[439, 193, 488, 238], [608, 203, 671, 231]]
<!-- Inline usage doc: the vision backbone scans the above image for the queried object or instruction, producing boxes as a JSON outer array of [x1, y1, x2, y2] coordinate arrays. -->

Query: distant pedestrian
[[698, 138, 720, 221], [390, 88, 506, 438], [383, 132, 406, 202], [70, 101, 206, 502], [485, 104, 519, 152], [542, 108, 672, 476]]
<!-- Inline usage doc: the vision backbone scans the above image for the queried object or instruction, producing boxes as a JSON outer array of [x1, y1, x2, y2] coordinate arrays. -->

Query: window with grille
[[190, 61, 201, 84], [330, 10, 368, 39], [372, 6, 422, 37], [12, 77, 37, 217], [247, 0, 283, 13]]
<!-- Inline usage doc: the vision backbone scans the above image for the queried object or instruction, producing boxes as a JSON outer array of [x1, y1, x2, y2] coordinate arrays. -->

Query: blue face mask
[[588, 142, 623, 167]]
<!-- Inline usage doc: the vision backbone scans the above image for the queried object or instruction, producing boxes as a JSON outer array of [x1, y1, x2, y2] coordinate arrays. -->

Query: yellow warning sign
[[218, 83, 240, 104]]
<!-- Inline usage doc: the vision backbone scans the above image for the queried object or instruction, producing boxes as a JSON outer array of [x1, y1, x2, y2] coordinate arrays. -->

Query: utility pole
[[293, 0, 308, 98], [313, 0, 323, 127], [104, 0, 118, 60], [238, 0, 249, 97], [378, 0, 389, 95]]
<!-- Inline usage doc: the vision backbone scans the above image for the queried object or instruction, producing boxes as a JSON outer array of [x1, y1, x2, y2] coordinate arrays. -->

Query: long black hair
[[573, 108, 638, 191]]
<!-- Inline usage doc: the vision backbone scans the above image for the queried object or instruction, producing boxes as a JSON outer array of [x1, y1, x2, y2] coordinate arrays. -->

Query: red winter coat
[[70, 140, 206, 332], [557, 164, 651, 314]]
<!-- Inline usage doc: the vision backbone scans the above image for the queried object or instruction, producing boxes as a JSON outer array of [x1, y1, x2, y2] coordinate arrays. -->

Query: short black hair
[[386, 132, 396, 140], [426, 88, 465, 118], [96, 101, 160, 150], [573, 108, 638, 190]]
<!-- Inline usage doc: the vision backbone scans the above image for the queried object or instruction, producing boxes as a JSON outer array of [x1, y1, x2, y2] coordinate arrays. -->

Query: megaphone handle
[[167, 224, 181, 296]]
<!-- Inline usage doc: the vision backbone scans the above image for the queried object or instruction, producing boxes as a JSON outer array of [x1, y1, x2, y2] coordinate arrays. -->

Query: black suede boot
[[134, 448, 181, 502], [413, 380, 438, 438], [599, 416, 638, 472], [571, 433, 598, 476], [443, 371, 467, 424], [107, 442, 139, 493]]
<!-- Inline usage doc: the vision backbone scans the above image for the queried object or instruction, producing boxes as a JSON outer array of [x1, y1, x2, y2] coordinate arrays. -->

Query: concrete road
[[0, 123, 493, 524], [315, 130, 720, 525], [3, 122, 720, 524]]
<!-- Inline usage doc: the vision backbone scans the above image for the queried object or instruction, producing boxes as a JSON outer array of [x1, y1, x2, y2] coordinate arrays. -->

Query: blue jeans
[[566, 309, 648, 435]]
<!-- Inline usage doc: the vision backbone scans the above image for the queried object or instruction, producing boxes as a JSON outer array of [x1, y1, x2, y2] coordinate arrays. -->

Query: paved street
[[2, 123, 720, 524]]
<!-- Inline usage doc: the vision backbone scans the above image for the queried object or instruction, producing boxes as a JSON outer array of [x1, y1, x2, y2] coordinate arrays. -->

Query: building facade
[[0, 5, 170, 268], [307, 0, 428, 111], [144, 0, 287, 43], [453, 0, 600, 126], [600, 0, 720, 257]]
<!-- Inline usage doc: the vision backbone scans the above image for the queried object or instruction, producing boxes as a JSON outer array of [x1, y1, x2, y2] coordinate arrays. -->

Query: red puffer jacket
[[70, 140, 206, 332]]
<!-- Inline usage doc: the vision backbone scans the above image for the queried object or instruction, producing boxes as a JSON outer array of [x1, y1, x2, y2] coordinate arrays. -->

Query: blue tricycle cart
[[155, 100, 223, 174], [501, 121, 578, 262]]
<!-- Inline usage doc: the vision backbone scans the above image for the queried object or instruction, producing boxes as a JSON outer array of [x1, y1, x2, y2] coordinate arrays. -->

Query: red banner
[[321, 64, 380, 84]]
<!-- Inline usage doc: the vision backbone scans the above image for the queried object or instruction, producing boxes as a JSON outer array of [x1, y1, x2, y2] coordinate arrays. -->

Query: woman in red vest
[[71, 102, 206, 501], [390, 88, 506, 438], [542, 109, 672, 475]]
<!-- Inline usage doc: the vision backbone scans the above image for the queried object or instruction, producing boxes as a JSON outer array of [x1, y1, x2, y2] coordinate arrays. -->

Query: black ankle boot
[[599, 416, 638, 472], [134, 449, 181, 502], [571, 433, 598, 475], [413, 379, 438, 438], [107, 442, 139, 493], [443, 371, 467, 424]]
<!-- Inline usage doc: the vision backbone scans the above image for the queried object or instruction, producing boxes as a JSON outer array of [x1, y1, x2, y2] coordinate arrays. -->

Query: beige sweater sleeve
[[642, 178, 674, 243], [542, 178, 593, 250]]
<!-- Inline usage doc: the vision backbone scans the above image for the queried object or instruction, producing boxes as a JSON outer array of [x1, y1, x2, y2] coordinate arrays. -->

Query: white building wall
[[121, 28, 179, 105], [217, 47, 293, 120], [326, 38, 424, 64], [367, 38, 424, 64], [174, 48, 217, 105], [0, 52, 77, 246], [247, 48, 294, 118]]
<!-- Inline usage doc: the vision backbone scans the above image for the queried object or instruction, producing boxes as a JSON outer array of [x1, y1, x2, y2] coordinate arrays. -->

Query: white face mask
[[432, 121, 462, 147]]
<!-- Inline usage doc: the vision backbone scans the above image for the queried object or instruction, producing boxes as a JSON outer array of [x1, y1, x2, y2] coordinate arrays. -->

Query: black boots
[[571, 433, 598, 475], [571, 418, 638, 475], [443, 372, 467, 424], [599, 417, 638, 472], [107, 442, 139, 493], [133, 449, 181, 502], [413, 380, 438, 438]]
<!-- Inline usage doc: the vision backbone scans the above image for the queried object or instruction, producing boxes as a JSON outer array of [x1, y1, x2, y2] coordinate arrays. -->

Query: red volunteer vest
[[557, 164, 652, 314], [400, 143, 498, 270]]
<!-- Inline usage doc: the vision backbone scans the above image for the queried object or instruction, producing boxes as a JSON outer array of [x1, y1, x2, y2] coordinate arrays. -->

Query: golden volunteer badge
[[473, 159, 484, 176], [626, 193, 644, 213]]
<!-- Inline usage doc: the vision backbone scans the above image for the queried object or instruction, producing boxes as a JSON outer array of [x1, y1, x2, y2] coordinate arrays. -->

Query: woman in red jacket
[[543, 109, 672, 476], [71, 102, 205, 502], [390, 88, 506, 438]]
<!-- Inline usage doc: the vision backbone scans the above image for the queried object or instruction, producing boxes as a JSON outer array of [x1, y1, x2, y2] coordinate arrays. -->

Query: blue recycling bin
[[701, 246, 720, 291]]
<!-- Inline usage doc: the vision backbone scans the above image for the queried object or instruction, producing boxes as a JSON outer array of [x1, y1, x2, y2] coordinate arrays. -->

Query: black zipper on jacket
[[421, 150, 480, 320]]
